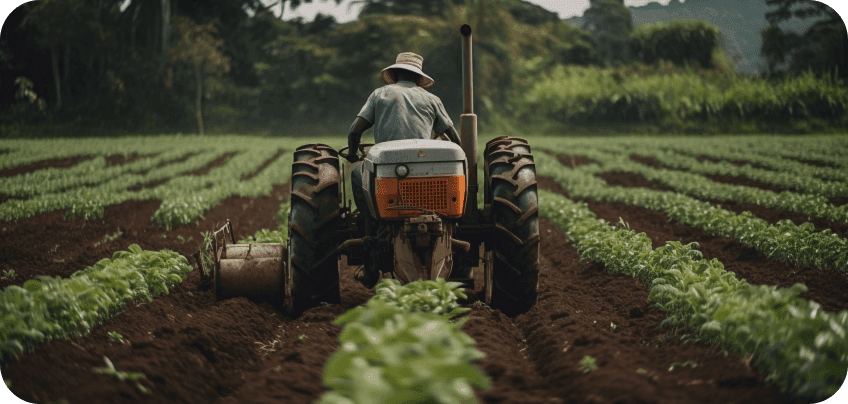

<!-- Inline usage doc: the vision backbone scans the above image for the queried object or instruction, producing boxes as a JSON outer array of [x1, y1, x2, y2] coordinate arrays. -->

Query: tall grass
[[510, 64, 848, 134]]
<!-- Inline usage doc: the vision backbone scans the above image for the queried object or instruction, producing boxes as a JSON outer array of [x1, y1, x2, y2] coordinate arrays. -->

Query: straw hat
[[381, 52, 435, 89]]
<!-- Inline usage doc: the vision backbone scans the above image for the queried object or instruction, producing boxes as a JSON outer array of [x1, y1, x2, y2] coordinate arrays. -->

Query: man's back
[[357, 80, 454, 143]]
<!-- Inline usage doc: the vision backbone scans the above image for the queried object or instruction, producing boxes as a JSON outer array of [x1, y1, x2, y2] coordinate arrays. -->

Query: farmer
[[345, 52, 460, 287]]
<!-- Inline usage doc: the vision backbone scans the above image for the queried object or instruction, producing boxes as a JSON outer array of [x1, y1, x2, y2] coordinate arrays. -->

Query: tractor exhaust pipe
[[459, 24, 478, 223]]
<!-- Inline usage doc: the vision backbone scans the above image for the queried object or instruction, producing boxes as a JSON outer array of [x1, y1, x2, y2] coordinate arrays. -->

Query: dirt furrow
[[0, 155, 94, 178]]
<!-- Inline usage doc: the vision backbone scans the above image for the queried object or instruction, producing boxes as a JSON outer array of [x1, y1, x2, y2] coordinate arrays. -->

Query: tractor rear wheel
[[484, 136, 540, 316], [287, 144, 341, 315]]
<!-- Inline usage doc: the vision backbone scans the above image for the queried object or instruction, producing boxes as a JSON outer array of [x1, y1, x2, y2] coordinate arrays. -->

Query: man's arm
[[441, 126, 461, 145], [347, 116, 373, 163]]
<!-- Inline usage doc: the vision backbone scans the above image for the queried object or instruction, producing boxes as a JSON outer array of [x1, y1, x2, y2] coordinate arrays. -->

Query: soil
[[0, 153, 842, 404]]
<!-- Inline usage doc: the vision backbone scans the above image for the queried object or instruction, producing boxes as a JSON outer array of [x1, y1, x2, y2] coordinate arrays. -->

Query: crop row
[[0, 149, 190, 197], [747, 137, 848, 168], [577, 140, 848, 199], [0, 150, 229, 221], [537, 145, 848, 224], [318, 278, 489, 404], [642, 139, 848, 182], [532, 151, 848, 271], [0, 137, 305, 229], [539, 188, 847, 400], [0, 244, 193, 361]]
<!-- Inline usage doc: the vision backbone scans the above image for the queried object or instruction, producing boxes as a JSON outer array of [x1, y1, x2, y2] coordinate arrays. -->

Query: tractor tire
[[484, 136, 540, 316], [287, 144, 341, 315]]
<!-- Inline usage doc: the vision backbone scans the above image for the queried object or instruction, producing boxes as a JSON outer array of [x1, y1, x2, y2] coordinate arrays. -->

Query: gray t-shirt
[[357, 80, 454, 143]]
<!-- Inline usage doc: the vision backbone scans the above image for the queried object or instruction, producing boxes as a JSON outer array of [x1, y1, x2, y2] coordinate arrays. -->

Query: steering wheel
[[338, 143, 374, 162]]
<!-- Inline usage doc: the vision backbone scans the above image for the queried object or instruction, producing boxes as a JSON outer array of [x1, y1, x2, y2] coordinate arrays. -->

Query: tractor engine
[[356, 139, 470, 284], [359, 139, 467, 220]]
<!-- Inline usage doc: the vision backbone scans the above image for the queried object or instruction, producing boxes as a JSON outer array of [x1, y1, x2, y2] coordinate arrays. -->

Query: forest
[[0, 0, 846, 136]]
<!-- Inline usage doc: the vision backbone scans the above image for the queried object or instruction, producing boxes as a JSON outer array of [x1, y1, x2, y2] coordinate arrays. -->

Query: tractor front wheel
[[287, 144, 341, 315]]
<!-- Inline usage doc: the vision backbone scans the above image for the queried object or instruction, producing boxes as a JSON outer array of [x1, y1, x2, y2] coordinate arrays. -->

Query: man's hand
[[345, 143, 359, 163]]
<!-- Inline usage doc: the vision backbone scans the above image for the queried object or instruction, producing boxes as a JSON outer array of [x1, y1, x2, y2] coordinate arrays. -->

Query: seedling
[[610, 322, 617, 331], [104, 229, 123, 242], [53, 259, 65, 263], [49, 244, 59, 253], [177, 234, 186, 243], [1, 269, 16, 280], [108, 331, 125, 344], [299, 334, 307, 340], [579, 355, 598, 373], [636, 368, 646, 374], [93, 356, 148, 394], [160, 233, 167, 239], [668, 361, 698, 371], [187, 291, 194, 297]]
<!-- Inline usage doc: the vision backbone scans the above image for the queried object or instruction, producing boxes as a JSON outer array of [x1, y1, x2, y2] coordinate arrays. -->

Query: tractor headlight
[[395, 164, 409, 178]]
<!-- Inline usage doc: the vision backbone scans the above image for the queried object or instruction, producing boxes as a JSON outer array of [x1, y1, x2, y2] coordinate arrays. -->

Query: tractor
[[197, 24, 540, 316]]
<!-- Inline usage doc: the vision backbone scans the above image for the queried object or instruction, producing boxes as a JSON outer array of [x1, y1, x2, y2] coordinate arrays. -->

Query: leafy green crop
[[318, 279, 487, 404], [0, 244, 192, 360], [540, 189, 848, 400], [533, 151, 848, 271]]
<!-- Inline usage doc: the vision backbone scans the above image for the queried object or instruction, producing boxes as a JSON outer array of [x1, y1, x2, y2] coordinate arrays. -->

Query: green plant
[[668, 361, 697, 371], [1, 270, 16, 280], [49, 244, 59, 253], [160, 234, 167, 239], [176, 234, 186, 243], [104, 229, 123, 243], [299, 334, 307, 340], [579, 356, 598, 373], [0, 244, 192, 360], [540, 188, 848, 400], [318, 297, 489, 404], [107, 331, 124, 344], [610, 322, 617, 331], [200, 231, 214, 278], [93, 356, 148, 394]]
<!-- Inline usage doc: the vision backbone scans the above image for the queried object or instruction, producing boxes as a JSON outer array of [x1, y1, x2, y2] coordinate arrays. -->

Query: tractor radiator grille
[[374, 175, 465, 218], [398, 178, 449, 211]]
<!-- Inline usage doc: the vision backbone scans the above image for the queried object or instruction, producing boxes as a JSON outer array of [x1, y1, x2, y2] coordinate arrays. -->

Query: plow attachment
[[195, 220, 290, 309]]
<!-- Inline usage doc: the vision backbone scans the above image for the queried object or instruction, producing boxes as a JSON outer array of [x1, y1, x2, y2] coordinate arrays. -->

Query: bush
[[630, 20, 721, 68]]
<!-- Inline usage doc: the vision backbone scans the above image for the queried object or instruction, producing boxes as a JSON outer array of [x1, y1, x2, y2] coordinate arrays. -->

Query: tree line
[[0, 0, 843, 136]]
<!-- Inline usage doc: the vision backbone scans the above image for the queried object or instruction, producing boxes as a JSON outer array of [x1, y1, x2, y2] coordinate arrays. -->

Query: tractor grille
[[398, 178, 449, 211]]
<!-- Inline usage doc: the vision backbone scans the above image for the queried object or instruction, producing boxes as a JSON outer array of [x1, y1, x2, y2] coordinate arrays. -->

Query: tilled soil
[[0, 154, 841, 403]]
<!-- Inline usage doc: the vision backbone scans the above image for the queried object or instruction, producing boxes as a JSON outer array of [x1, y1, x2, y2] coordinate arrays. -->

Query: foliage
[[579, 355, 598, 373], [5, 77, 47, 123], [582, 0, 632, 65], [319, 280, 488, 404], [630, 20, 721, 68], [94, 356, 148, 394], [540, 189, 848, 400], [0, 136, 296, 228], [761, 0, 847, 78], [532, 149, 848, 271], [107, 331, 124, 344], [548, 144, 848, 223], [372, 278, 470, 318], [513, 64, 848, 132], [0, 244, 192, 360]]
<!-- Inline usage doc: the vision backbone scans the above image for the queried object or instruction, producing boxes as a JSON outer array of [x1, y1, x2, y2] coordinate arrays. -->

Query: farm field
[[0, 134, 847, 404]]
